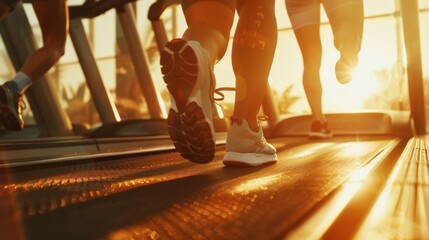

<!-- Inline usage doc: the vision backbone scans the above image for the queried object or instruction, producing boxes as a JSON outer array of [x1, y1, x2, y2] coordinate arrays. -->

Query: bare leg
[[294, 25, 325, 123], [182, 1, 234, 66], [0, 1, 68, 131], [20, 0, 69, 82], [324, 0, 364, 83], [326, 1, 363, 54], [232, 0, 277, 132]]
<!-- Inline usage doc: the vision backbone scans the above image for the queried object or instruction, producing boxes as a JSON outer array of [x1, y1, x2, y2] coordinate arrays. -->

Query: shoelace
[[212, 87, 235, 110], [213, 87, 269, 118], [213, 87, 269, 126], [213, 87, 235, 101], [230, 115, 269, 125]]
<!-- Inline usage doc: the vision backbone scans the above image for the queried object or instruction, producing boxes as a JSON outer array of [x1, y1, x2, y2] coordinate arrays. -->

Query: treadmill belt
[[0, 137, 396, 240]]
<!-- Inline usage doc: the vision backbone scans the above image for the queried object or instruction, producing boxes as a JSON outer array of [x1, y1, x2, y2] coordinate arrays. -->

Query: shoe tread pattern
[[161, 39, 198, 113], [161, 39, 215, 163]]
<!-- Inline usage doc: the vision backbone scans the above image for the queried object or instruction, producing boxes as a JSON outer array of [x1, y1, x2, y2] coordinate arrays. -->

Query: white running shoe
[[161, 38, 216, 163], [223, 119, 278, 167]]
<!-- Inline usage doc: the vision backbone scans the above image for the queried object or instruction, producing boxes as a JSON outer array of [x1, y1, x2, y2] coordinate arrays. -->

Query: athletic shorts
[[182, 0, 236, 12], [286, 0, 363, 30], [0, 0, 20, 10]]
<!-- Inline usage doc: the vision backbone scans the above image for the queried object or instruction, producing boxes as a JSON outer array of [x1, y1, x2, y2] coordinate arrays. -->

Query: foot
[[309, 120, 333, 139], [223, 119, 278, 167], [161, 38, 216, 163], [0, 82, 24, 130], [335, 51, 358, 84]]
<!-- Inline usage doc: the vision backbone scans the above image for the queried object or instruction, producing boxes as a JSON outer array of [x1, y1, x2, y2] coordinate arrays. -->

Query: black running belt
[[0, 136, 398, 240]]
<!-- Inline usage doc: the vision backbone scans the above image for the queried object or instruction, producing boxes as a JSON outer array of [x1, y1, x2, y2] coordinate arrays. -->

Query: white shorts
[[285, 0, 363, 30]]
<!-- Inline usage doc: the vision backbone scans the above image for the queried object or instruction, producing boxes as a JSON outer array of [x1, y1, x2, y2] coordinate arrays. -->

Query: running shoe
[[309, 120, 333, 139], [161, 38, 216, 163], [223, 119, 277, 167], [335, 31, 361, 85], [0, 82, 24, 131], [335, 52, 358, 84]]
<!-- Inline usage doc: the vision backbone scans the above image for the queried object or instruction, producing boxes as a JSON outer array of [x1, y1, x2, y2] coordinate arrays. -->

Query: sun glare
[[232, 174, 283, 194], [349, 64, 379, 95], [323, 60, 381, 112]]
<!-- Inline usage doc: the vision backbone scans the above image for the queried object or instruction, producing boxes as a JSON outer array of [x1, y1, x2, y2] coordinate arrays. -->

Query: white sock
[[11, 72, 32, 94]]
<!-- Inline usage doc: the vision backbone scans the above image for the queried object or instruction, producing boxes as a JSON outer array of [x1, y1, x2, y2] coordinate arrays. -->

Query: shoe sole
[[0, 87, 23, 131], [335, 54, 358, 84], [223, 152, 278, 167], [161, 39, 215, 163]]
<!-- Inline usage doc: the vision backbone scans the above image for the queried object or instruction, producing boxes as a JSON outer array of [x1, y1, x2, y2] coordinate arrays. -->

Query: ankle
[[313, 115, 326, 123], [247, 120, 259, 133], [230, 116, 259, 133]]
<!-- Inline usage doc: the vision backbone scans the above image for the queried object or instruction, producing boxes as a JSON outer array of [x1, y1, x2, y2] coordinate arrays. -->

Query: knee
[[43, 42, 66, 62], [48, 37, 66, 57], [51, 45, 65, 62], [55, 45, 66, 59]]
